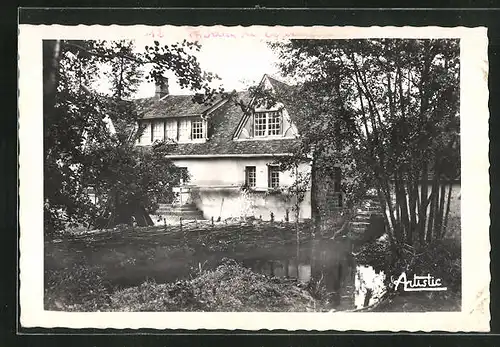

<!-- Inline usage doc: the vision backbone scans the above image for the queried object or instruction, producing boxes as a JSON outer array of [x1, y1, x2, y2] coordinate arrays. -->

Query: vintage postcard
[[18, 24, 490, 331]]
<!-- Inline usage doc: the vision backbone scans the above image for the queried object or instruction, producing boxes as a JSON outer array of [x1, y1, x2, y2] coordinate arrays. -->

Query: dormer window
[[191, 119, 204, 140], [267, 113, 281, 136], [254, 111, 282, 137]]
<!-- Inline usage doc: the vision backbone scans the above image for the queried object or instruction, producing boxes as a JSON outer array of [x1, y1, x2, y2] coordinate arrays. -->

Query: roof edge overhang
[[138, 96, 230, 121], [165, 153, 293, 159]]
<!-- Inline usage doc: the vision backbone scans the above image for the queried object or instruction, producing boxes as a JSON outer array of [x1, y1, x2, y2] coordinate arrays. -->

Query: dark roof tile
[[134, 94, 223, 119], [140, 90, 301, 157]]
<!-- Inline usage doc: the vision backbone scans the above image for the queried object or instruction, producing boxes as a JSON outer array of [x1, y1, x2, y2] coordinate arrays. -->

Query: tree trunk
[[394, 177, 402, 236], [417, 161, 429, 244], [43, 40, 61, 141], [435, 182, 447, 239], [43, 40, 61, 104], [442, 181, 454, 236], [295, 164, 300, 242], [426, 171, 440, 243], [311, 156, 321, 233], [395, 170, 411, 243], [407, 178, 419, 245]]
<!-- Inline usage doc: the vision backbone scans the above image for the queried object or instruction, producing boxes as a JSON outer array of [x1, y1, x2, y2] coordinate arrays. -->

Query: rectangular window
[[165, 119, 177, 141], [253, 111, 282, 137], [152, 120, 164, 142], [178, 119, 190, 142], [268, 165, 280, 188], [245, 166, 256, 188], [254, 113, 267, 137], [191, 119, 204, 140], [267, 112, 282, 136]]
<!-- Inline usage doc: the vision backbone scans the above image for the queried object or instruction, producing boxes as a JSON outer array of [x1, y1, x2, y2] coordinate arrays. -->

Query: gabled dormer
[[233, 75, 299, 141]]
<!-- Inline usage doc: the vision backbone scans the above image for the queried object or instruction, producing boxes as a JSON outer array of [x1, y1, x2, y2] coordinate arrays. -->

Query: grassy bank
[[45, 221, 336, 312], [45, 258, 319, 312]]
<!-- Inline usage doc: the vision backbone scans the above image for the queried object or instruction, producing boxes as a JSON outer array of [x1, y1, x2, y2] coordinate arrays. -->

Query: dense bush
[[44, 264, 111, 311], [390, 240, 461, 293], [45, 258, 318, 312], [355, 237, 461, 294]]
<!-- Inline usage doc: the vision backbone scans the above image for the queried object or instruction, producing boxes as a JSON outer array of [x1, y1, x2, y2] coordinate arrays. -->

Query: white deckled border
[[18, 24, 490, 331]]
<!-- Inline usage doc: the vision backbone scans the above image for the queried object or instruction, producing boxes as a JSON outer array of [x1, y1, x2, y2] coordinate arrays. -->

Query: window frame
[[253, 112, 267, 137], [268, 165, 280, 189], [178, 118, 191, 142], [267, 112, 282, 136], [152, 120, 164, 142], [253, 111, 282, 138], [165, 119, 177, 141], [245, 166, 256, 188], [191, 119, 204, 140]]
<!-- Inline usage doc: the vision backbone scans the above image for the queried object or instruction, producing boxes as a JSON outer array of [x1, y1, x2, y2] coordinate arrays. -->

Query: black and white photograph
[[19, 24, 489, 331]]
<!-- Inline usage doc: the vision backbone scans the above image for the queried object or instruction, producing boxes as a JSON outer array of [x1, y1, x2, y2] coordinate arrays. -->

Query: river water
[[47, 229, 387, 311], [104, 238, 384, 311]]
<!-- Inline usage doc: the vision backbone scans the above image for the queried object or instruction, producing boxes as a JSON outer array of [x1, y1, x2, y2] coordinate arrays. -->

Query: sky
[[95, 35, 286, 98]]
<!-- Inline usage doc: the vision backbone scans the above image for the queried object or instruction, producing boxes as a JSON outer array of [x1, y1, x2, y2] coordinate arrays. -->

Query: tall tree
[[43, 39, 219, 232], [270, 38, 460, 245]]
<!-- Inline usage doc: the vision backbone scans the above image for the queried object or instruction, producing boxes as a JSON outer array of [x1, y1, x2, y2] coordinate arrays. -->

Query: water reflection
[[241, 239, 357, 310], [354, 265, 386, 309], [105, 236, 384, 311]]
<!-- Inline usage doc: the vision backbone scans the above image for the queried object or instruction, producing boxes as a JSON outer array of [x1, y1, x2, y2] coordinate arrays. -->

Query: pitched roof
[[266, 75, 294, 95], [134, 94, 224, 119], [141, 90, 301, 157], [233, 74, 302, 140], [264, 75, 302, 125]]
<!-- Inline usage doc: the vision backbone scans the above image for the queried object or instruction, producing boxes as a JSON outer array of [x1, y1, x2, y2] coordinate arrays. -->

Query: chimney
[[155, 76, 169, 99]]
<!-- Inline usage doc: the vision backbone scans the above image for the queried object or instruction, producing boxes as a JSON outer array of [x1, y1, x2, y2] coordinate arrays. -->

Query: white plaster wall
[[172, 157, 311, 221], [173, 158, 309, 189]]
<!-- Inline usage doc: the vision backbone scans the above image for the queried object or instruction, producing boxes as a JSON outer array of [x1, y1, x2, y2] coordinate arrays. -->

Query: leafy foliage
[[356, 237, 461, 295], [82, 140, 189, 227], [269, 39, 460, 245], [43, 39, 218, 232], [44, 264, 111, 311]]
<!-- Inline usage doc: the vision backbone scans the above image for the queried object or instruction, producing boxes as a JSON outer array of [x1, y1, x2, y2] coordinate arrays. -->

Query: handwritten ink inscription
[[144, 28, 300, 40]]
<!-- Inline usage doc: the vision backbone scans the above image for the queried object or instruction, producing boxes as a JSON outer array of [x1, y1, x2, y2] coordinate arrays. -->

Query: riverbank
[[45, 258, 319, 312], [45, 221, 346, 312]]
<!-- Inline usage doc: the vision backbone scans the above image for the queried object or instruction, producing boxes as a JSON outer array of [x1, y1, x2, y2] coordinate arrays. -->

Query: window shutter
[[267, 165, 271, 188], [265, 112, 269, 135], [150, 121, 153, 143], [250, 114, 253, 138], [279, 112, 283, 136]]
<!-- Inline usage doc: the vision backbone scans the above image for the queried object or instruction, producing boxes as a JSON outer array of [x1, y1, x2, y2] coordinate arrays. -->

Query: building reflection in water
[[242, 239, 357, 310]]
